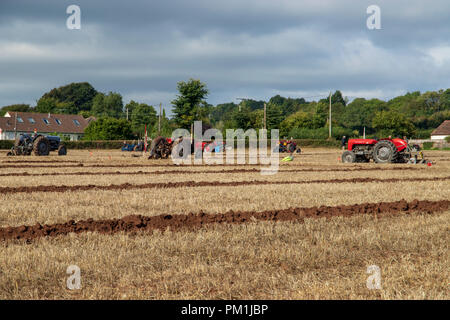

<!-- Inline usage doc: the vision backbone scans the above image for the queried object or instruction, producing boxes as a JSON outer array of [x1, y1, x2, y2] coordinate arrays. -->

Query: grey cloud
[[0, 0, 450, 113]]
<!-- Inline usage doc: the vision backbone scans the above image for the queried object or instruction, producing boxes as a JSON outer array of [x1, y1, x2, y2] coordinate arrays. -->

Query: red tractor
[[276, 139, 301, 154], [148, 136, 225, 159], [342, 138, 412, 163]]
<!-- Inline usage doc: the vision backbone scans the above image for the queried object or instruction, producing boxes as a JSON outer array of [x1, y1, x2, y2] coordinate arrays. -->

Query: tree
[[440, 89, 450, 110], [320, 90, 346, 106], [230, 105, 252, 130], [340, 98, 386, 133], [249, 109, 264, 129], [331, 90, 346, 106], [266, 103, 284, 130], [83, 118, 133, 140], [150, 109, 173, 137], [130, 103, 157, 136], [241, 99, 265, 111], [35, 97, 76, 114], [209, 102, 237, 124], [280, 111, 326, 136], [268, 95, 306, 116], [372, 111, 416, 137], [124, 100, 139, 119], [172, 79, 209, 129], [79, 110, 93, 118], [91, 92, 124, 118], [0, 104, 32, 116], [40, 82, 97, 113]]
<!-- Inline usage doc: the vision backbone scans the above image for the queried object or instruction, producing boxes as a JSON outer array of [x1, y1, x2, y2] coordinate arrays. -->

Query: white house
[[0, 112, 95, 141], [431, 120, 450, 140]]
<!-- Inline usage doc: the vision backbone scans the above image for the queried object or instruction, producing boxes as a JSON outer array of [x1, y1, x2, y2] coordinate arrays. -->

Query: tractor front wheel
[[58, 145, 67, 156], [342, 150, 356, 163]]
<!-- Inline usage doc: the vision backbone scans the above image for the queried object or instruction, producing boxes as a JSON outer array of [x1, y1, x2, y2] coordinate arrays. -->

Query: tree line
[[1, 80, 449, 140]]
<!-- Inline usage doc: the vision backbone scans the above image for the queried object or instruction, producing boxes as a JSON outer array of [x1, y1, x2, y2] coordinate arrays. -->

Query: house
[[431, 120, 450, 140], [0, 112, 95, 141]]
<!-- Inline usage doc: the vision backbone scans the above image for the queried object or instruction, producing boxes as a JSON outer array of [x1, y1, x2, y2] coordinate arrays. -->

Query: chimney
[[48, 112, 51, 119]]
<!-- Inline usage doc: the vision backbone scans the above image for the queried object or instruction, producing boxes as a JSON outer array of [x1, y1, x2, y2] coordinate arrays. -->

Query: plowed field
[[0, 148, 448, 299]]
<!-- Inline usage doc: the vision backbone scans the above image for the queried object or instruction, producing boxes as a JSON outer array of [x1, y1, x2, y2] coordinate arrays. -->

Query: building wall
[[431, 135, 449, 140]]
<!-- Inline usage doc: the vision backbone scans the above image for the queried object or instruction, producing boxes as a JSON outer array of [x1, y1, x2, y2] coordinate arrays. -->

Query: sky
[[1, 0, 450, 115]]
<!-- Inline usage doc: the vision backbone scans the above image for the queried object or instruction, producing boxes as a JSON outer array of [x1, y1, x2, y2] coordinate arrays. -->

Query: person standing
[[341, 136, 347, 150]]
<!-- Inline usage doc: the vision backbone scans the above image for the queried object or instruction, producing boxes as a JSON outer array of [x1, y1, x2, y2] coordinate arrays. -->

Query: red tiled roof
[[431, 120, 450, 136], [0, 112, 92, 134]]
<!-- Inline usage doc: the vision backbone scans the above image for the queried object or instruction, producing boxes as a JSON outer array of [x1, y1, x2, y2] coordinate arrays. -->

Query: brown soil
[[0, 176, 449, 195], [0, 163, 431, 169], [0, 167, 427, 177], [1, 160, 80, 163], [1, 199, 448, 242]]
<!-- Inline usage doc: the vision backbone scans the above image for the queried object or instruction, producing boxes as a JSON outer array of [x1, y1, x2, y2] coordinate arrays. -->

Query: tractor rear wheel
[[342, 150, 356, 163], [149, 136, 171, 159], [373, 140, 398, 163], [58, 145, 67, 156], [286, 143, 296, 153], [33, 136, 49, 156]]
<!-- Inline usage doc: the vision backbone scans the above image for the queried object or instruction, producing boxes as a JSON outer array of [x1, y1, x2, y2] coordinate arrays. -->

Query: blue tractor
[[7, 133, 67, 156]]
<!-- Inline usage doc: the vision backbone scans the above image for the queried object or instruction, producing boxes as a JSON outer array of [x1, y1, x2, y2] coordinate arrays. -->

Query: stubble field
[[0, 148, 448, 299]]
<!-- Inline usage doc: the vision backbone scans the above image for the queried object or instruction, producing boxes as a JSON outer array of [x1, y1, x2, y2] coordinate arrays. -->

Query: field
[[0, 148, 449, 299]]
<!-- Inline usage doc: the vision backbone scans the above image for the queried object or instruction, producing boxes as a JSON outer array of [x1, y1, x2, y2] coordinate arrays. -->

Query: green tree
[[78, 110, 93, 118], [266, 103, 284, 130], [269, 95, 306, 116], [91, 92, 124, 118], [40, 82, 97, 113], [171, 79, 209, 129], [83, 118, 133, 140], [249, 109, 264, 129], [439, 89, 450, 110], [130, 103, 157, 136], [372, 111, 416, 137], [35, 97, 76, 114], [319, 90, 346, 106], [230, 105, 253, 130], [339, 98, 386, 133], [209, 102, 237, 124], [150, 109, 173, 137], [280, 111, 326, 136], [0, 104, 32, 116], [124, 100, 139, 120]]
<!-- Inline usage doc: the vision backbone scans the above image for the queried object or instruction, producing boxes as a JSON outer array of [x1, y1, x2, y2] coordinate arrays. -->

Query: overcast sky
[[1, 0, 450, 114]]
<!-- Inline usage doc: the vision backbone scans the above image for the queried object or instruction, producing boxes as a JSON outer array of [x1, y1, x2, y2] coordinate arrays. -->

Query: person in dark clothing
[[341, 136, 347, 150]]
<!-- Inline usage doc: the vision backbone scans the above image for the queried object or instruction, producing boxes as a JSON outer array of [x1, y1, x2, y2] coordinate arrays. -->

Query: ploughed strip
[[0, 176, 449, 195], [1, 199, 448, 241]]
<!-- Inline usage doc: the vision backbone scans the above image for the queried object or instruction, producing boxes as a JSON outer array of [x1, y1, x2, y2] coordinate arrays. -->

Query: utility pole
[[126, 107, 128, 121], [329, 92, 332, 139], [263, 103, 267, 130], [158, 103, 162, 135], [14, 112, 17, 140]]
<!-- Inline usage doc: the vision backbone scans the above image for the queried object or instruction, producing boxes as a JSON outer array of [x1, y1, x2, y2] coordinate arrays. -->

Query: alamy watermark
[[366, 265, 382, 290], [66, 265, 81, 290], [66, 5, 81, 30], [169, 121, 280, 175], [366, 5, 381, 30]]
